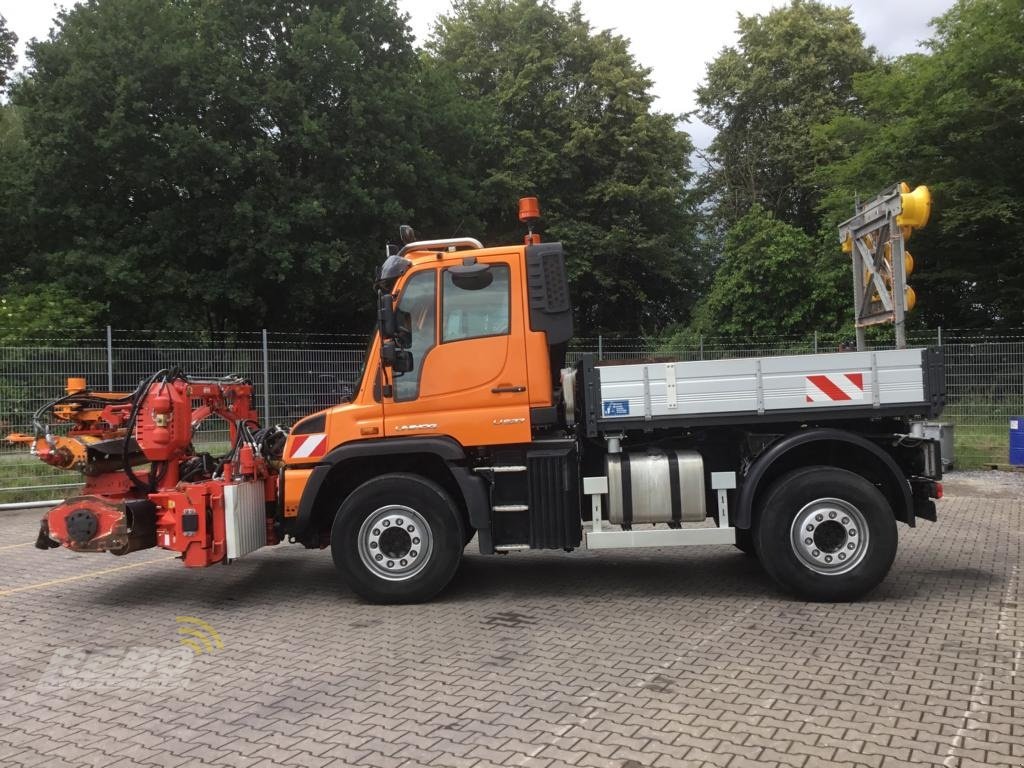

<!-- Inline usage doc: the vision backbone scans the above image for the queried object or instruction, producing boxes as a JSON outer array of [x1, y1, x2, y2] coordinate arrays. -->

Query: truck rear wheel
[[754, 466, 897, 602], [331, 473, 464, 604]]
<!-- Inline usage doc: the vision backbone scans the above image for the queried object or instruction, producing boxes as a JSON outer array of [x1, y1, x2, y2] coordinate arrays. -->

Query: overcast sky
[[2, 0, 954, 147]]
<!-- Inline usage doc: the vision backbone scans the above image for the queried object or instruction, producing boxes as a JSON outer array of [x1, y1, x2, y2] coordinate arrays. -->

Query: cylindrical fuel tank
[[606, 449, 706, 525]]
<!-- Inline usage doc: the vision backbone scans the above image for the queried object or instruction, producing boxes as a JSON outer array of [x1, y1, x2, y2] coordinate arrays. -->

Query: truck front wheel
[[331, 473, 464, 604], [754, 466, 897, 602]]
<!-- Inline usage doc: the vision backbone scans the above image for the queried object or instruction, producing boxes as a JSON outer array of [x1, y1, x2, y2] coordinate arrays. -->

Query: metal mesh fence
[[0, 336, 110, 499], [0, 327, 1020, 500]]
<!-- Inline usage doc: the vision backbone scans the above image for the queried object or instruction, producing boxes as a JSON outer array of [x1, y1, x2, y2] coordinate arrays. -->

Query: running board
[[585, 527, 736, 550]]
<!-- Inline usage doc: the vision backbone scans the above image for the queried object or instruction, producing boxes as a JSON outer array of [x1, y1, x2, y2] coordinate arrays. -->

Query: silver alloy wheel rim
[[789, 497, 869, 575], [357, 505, 433, 582]]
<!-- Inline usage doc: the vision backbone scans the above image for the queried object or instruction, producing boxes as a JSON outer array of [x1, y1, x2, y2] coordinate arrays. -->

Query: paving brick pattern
[[0, 482, 1021, 768]]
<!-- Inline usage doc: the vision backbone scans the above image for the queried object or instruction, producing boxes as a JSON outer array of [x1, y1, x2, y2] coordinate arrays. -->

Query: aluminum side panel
[[599, 359, 759, 418], [596, 348, 928, 420]]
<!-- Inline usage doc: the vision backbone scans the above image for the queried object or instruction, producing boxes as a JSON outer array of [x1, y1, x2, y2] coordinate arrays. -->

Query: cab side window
[[442, 264, 510, 342], [393, 269, 436, 401]]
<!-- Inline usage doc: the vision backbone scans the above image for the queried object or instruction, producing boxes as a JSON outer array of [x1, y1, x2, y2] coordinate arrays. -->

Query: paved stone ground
[[0, 475, 1021, 768]]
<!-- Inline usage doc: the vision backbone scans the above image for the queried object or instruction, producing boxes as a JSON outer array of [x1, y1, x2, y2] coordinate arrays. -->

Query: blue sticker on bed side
[[602, 399, 630, 417]]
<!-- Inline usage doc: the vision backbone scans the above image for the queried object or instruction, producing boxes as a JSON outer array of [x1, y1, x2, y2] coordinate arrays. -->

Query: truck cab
[[279, 234, 575, 557]]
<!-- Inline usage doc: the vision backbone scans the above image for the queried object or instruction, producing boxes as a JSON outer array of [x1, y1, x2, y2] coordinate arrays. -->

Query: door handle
[[491, 385, 526, 393]]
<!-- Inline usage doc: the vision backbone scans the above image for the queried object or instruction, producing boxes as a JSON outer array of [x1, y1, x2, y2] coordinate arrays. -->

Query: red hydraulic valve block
[[136, 380, 192, 461]]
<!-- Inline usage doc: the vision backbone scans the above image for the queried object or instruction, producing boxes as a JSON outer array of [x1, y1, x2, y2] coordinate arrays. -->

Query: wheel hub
[[357, 505, 432, 582], [789, 498, 869, 575], [378, 526, 412, 559]]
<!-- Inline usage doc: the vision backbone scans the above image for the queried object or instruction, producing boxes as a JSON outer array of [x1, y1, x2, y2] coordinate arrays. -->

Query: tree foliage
[[0, 0, 1020, 341], [8, 0, 470, 333], [0, 102, 30, 289], [696, 0, 875, 232], [2, 0, 698, 335], [427, 0, 699, 332], [0, 286, 106, 343], [0, 14, 16, 95], [817, 0, 1024, 329], [678, 206, 846, 340]]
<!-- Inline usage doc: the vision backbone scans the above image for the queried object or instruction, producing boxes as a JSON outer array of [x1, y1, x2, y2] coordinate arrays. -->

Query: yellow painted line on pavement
[[0, 542, 33, 550], [0, 556, 177, 597]]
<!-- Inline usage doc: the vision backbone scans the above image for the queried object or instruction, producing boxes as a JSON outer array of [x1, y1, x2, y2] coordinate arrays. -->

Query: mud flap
[[911, 479, 940, 522]]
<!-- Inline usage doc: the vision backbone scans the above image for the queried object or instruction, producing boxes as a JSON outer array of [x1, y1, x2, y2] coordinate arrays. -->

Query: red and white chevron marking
[[291, 433, 327, 459], [805, 372, 865, 403]]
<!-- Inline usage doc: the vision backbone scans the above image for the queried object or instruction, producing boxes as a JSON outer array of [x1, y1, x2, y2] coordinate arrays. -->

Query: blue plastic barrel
[[1010, 417, 1024, 466]]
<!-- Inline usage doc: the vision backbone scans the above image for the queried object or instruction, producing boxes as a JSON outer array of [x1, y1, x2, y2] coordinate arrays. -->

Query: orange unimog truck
[[24, 199, 945, 604]]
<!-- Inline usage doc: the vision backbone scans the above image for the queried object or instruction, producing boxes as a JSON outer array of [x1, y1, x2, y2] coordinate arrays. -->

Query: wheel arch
[[292, 437, 487, 544], [736, 428, 913, 530]]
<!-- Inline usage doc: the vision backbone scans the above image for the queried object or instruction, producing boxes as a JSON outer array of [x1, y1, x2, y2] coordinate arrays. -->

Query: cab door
[[383, 256, 531, 446]]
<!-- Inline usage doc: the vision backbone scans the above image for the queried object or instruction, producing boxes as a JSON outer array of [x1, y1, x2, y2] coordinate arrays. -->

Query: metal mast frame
[[838, 184, 909, 350]]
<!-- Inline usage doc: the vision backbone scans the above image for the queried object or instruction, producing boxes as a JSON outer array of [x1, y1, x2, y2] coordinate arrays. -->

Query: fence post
[[106, 325, 114, 390], [937, 326, 943, 346], [813, 330, 818, 354], [261, 329, 271, 426], [699, 335, 704, 361], [597, 334, 603, 360]]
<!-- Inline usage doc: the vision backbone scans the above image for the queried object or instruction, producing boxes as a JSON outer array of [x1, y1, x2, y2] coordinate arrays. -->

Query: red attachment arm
[[42, 375, 276, 565]]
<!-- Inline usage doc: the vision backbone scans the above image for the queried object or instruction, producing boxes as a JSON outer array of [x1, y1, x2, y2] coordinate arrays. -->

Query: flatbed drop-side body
[[26, 226, 944, 604]]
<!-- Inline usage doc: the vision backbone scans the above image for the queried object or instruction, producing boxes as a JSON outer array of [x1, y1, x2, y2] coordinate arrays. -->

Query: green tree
[[818, 0, 1024, 329], [0, 103, 29, 288], [0, 286, 106, 343], [0, 15, 16, 95], [427, 0, 699, 333], [681, 206, 847, 339], [696, 0, 875, 232], [10, 0, 467, 333]]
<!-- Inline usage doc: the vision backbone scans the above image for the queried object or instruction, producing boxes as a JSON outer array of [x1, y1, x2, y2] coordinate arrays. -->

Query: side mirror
[[381, 341, 414, 374], [393, 349, 414, 374], [379, 293, 397, 339]]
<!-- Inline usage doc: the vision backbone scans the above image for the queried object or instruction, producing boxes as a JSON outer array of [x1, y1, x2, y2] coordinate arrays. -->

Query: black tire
[[734, 528, 757, 558], [754, 466, 897, 602], [331, 473, 464, 604]]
